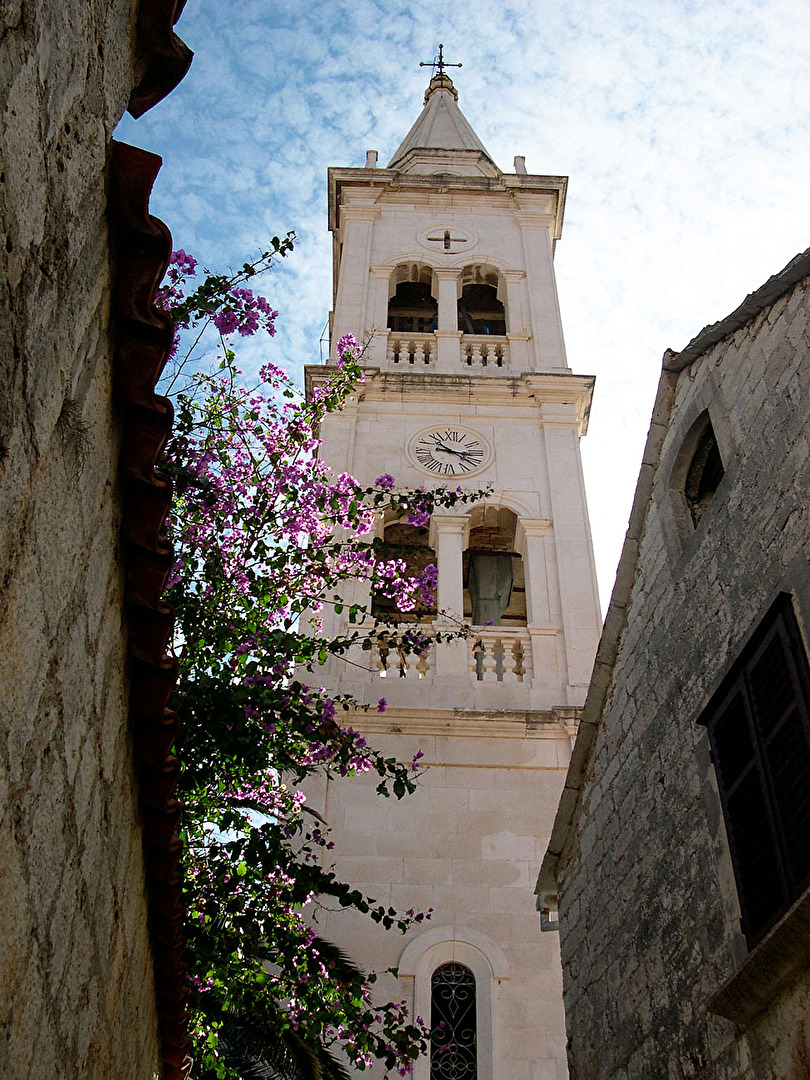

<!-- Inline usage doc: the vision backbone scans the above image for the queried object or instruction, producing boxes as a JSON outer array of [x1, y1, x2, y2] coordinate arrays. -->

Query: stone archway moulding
[[463, 492, 538, 522], [398, 923, 511, 979], [397, 925, 509, 1080], [383, 251, 517, 273]]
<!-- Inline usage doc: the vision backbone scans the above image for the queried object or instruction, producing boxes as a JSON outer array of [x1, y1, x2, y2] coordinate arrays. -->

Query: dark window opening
[[457, 283, 506, 337], [685, 423, 724, 527], [462, 509, 527, 627], [388, 280, 438, 334], [701, 594, 810, 946], [430, 963, 477, 1080], [371, 522, 437, 622]]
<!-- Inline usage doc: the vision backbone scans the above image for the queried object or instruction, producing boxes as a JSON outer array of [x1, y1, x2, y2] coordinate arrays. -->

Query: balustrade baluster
[[513, 639, 526, 682], [501, 640, 519, 682], [481, 639, 498, 681], [472, 638, 485, 680], [493, 638, 505, 681]]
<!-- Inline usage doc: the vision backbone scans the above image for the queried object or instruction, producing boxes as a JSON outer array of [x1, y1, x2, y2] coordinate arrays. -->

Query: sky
[[117, 0, 810, 610]]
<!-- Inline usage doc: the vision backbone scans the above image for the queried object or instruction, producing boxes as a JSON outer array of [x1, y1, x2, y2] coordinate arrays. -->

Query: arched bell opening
[[462, 506, 526, 627], [387, 263, 438, 334], [371, 518, 437, 623], [457, 265, 506, 337]]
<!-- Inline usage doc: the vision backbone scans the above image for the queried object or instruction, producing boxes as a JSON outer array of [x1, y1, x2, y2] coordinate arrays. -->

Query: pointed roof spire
[[387, 47, 498, 175]]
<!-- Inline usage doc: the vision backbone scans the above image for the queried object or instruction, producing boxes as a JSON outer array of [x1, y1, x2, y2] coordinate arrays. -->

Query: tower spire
[[419, 43, 462, 78], [419, 43, 462, 103], [388, 46, 496, 173]]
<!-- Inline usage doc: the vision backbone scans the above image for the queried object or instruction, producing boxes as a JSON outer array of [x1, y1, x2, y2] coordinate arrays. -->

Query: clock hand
[[433, 443, 468, 457]]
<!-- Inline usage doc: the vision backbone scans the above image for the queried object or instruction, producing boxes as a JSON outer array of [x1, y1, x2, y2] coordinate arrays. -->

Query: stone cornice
[[348, 705, 580, 740], [328, 167, 568, 239], [304, 367, 595, 424], [339, 204, 381, 226]]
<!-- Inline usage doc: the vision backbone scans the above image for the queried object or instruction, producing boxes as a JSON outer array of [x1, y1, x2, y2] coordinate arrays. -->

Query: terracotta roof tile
[[110, 138, 191, 1080]]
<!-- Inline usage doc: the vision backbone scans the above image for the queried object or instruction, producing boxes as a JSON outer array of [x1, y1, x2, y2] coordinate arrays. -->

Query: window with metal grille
[[430, 962, 477, 1080], [701, 594, 810, 946]]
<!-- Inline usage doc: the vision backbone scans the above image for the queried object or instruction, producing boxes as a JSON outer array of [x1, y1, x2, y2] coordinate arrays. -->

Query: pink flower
[[169, 248, 197, 275], [336, 333, 359, 367]]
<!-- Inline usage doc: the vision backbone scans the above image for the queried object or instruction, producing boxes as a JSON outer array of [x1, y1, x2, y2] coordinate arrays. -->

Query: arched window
[[457, 266, 506, 336], [668, 410, 727, 540], [463, 507, 526, 627], [684, 421, 724, 527], [388, 264, 437, 333], [371, 520, 437, 622], [431, 963, 477, 1080], [398, 924, 509, 1080]]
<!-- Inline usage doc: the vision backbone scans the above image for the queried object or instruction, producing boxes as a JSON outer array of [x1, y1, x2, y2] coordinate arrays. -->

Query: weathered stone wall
[[0, 3, 161, 1076], [557, 275, 810, 1078]]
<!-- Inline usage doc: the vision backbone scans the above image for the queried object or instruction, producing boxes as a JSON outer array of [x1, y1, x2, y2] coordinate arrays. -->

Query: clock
[[407, 425, 493, 476]]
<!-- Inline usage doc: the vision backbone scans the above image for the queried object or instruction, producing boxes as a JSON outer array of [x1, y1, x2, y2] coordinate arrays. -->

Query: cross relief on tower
[[305, 56, 601, 1080]]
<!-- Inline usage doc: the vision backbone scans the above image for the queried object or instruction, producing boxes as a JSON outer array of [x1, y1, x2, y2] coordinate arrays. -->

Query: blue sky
[[117, 0, 810, 607]]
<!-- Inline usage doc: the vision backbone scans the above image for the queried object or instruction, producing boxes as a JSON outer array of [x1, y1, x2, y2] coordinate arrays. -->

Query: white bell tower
[[305, 62, 601, 1080]]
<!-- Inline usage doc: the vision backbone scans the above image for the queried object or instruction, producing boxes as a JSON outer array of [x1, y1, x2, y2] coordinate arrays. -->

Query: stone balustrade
[[387, 333, 435, 366], [469, 627, 532, 683], [374, 634, 433, 680], [384, 333, 511, 370], [462, 335, 509, 368]]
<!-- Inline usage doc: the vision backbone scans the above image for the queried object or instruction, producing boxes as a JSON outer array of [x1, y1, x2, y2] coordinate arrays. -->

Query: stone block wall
[[0, 3, 161, 1076], [556, 273, 810, 1078], [308, 713, 573, 1080]]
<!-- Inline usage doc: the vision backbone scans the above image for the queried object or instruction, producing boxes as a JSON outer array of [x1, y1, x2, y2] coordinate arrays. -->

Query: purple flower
[[375, 473, 396, 491], [169, 248, 197, 275], [407, 509, 430, 527], [377, 698, 387, 713], [336, 333, 359, 367]]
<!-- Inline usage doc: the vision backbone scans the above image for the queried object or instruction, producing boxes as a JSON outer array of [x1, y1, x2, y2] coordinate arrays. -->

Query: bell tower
[[305, 61, 601, 1080]]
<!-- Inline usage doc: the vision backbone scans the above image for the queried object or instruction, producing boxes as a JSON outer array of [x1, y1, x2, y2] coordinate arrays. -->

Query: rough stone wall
[[557, 275, 810, 1078], [0, 3, 161, 1076]]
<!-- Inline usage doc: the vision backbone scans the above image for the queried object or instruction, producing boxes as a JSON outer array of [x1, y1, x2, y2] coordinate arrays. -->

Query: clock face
[[408, 426, 493, 476]]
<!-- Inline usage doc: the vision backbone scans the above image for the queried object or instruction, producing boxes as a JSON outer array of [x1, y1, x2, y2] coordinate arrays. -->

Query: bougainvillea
[[158, 241, 475, 1079]]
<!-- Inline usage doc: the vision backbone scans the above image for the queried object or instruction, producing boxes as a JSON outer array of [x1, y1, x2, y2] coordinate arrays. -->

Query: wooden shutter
[[703, 596, 810, 945], [746, 612, 810, 898]]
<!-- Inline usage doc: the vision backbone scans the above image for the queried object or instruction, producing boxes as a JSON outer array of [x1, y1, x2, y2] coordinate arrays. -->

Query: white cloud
[[116, 0, 810, 607]]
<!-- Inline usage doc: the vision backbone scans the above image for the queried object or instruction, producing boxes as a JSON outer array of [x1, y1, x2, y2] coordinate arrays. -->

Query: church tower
[[305, 60, 601, 1080]]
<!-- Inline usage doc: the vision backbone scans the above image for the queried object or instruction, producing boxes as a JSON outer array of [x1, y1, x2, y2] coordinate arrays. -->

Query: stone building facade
[[306, 71, 602, 1080], [538, 250, 810, 1078], [1, 3, 190, 1077]]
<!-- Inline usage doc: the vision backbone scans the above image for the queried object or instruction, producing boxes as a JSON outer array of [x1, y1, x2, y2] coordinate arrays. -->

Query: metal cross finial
[[420, 44, 462, 77]]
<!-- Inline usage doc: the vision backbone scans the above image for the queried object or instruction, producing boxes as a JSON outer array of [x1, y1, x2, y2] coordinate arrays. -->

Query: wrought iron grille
[[430, 963, 477, 1080]]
